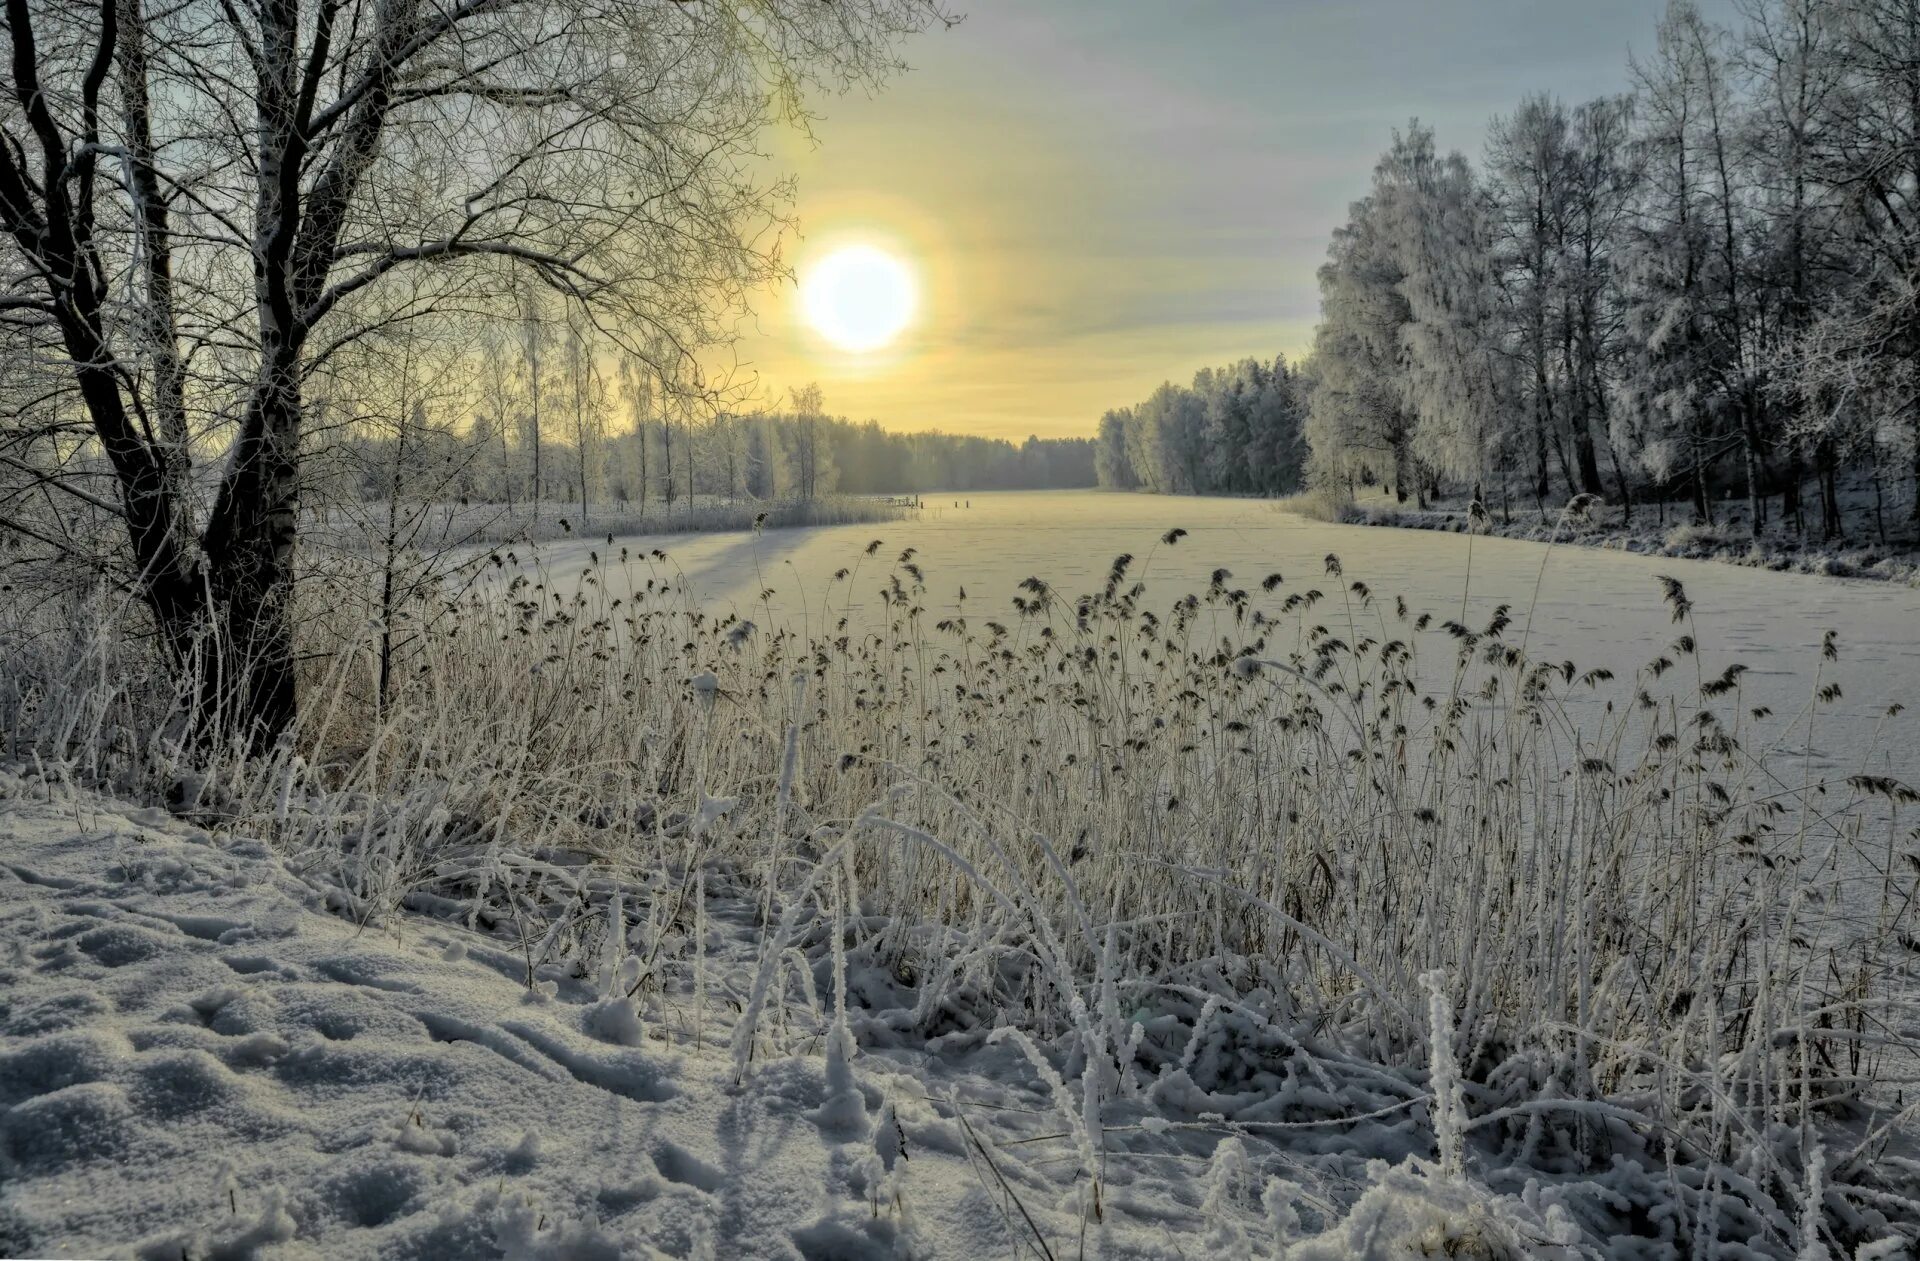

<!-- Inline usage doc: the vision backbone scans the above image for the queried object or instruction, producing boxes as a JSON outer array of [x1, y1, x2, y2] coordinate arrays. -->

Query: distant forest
[[1092, 356, 1308, 497], [1095, 0, 1920, 543], [316, 361, 1097, 509]]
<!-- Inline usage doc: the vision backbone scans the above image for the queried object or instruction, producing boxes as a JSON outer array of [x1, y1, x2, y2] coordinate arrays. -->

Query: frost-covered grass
[[5, 530, 1920, 1257], [0, 770, 1654, 1258], [1269, 486, 1353, 524]]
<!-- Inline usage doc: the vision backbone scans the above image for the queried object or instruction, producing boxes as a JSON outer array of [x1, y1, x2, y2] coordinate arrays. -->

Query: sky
[[729, 0, 1736, 441]]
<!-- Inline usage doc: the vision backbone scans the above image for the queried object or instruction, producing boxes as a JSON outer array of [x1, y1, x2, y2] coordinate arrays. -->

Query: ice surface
[[522, 491, 1920, 780]]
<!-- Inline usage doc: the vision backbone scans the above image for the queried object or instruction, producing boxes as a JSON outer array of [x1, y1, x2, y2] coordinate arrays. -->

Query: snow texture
[[2, 769, 1913, 1259]]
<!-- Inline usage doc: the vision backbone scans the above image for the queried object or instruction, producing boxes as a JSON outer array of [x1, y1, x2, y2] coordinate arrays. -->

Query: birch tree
[[0, 0, 942, 746]]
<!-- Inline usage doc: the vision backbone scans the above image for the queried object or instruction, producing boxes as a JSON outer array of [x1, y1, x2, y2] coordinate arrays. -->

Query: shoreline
[[1317, 498, 1920, 586]]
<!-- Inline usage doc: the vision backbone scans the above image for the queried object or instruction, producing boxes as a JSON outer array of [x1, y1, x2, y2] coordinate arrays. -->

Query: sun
[[800, 244, 916, 353]]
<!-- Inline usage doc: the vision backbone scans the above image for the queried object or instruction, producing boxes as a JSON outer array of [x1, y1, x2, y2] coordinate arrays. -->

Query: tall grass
[[5, 529, 1917, 1256], [1270, 486, 1355, 524]]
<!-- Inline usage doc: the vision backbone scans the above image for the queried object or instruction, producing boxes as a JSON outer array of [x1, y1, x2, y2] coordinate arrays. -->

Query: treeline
[[793, 417, 1097, 495], [333, 411, 1095, 508], [1105, 1, 1920, 542], [1093, 356, 1308, 496], [1314, 0, 1920, 537], [308, 323, 1095, 513]]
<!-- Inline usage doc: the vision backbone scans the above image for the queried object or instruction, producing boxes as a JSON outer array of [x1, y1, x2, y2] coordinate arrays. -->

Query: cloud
[[722, 0, 1740, 438]]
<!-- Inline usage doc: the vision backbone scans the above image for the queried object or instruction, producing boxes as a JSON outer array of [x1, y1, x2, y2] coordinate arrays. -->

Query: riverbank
[[1306, 490, 1920, 586]]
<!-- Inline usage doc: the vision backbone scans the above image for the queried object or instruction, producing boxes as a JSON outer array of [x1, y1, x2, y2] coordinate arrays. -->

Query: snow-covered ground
[[0, 770, 1638, 1260], [517, 489, 1920, 780], [10, 491, 1920, 1259]]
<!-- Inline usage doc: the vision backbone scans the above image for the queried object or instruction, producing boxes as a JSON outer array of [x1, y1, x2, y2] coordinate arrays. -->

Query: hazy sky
[[732, 0, 1734, 440]]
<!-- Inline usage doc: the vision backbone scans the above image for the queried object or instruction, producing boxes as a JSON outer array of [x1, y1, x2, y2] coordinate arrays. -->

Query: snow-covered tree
[[1308, 186, 1421, 502]]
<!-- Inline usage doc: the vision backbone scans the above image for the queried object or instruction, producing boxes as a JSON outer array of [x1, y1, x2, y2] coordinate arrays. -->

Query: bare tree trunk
[[1531, 334, 1553, 508], [116, 0, 195, 536], [572, 340, 590, 522], [1818, 438, 1842, 540], [200, 350, 303, 745], [378, 400, 408, 716], [1605, 438, 1632, 526], [662, 417, 676, 508], [500, 410, 513, 513], [1561, 316, 1604, 495], [1872, 438, 1888, 545], [530, 352, 543, 509], [1691, 419, 1712, 525], [1784, 446, 1803, 536], [1549, 421, 1576, 502]]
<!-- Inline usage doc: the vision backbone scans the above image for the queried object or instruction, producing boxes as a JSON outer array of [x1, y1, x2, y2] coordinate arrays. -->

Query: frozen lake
[[521, 490, 1920, 781]]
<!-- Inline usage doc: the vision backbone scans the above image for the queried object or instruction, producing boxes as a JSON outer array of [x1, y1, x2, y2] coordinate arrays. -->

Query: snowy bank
[[2, 769, 1913, 1259], [1326, 495, 1920, 585]]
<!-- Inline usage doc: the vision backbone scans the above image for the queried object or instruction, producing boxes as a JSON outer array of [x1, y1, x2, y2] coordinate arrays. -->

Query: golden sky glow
[[723, 0, 1725, 440]]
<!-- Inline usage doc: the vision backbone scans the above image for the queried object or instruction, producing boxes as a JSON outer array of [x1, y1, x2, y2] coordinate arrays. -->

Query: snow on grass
[[5, 762, 1911, 1258], [0, 770, 1623, 1260], [6, 494, 1920, 1256]]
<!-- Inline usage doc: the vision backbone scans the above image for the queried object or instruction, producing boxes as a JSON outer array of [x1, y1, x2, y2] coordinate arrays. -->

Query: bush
[[1273, 485, 1356, 524]]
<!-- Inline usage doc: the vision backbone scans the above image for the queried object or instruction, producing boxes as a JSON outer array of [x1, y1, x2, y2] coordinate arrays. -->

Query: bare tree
[[791, 382, 825, 500], [0, 0, 942, 746], [562, 315, 603, 518], [519, 291, 550, 512], [477, 320, 517, 511], [617, 350, 651, 515]]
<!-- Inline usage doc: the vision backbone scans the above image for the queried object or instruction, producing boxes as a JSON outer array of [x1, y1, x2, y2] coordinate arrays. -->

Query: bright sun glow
[[800, 244, 916, 353]]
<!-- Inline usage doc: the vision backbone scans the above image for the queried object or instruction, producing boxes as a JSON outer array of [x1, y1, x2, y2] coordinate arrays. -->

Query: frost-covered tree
[[789, 383, 827, 500], [1090, 361, 1303, 497], [1489, 96, 1585, 505], [1247, 357, 1308, 495], [1095, 410, 1138, 490], [1560, 98, 1642, 515], [1622, 3, 1738, 523], [1308, 186, 1422, 503], [1796, 0, 1920, 523], [1196, 364, 1254, 493], [0, 0, 943, 744], [561, 320, 606, 515], [1374, 125, 1516, 503], [476, 322, 519, 510]]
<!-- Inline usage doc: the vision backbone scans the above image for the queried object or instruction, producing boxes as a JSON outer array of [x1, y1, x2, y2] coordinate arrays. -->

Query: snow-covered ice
[[523, 491, 1920, 779]]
